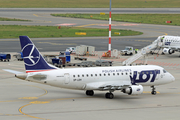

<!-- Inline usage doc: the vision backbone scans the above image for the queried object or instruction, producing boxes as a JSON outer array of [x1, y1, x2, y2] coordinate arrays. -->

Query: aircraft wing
[[171, 46, 180, 51], [164, 46, 180, 51], [84, 81, 131, 91]]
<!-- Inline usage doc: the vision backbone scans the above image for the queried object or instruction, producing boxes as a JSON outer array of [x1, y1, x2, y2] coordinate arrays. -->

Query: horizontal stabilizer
[[3, 69, 24, 74]]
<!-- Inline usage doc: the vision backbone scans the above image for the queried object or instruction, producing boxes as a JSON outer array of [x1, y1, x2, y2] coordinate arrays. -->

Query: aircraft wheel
[[105, 93, 109, 98], [105, 93, 114, 99], [109, 93, 114, 99], [151, 86, 156, 95], [151, 91, 156, 95]]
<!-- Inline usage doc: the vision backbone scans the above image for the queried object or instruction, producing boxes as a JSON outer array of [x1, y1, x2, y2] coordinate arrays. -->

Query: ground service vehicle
[[0, 53, 11, 62], [66, 47, 76, 54], [121, 46, 133, 55]]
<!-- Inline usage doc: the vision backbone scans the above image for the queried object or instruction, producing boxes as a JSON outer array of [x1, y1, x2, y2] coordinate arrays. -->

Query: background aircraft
[[153, 35, 180, 55]]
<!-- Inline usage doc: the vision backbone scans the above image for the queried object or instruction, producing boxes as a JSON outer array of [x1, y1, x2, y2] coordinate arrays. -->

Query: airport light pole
[[108, 0, 111, 57]]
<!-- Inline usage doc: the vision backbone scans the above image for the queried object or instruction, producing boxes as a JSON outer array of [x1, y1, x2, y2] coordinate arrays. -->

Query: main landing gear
[[151, 86, 157, 95], [85, 90, 114, 99], [105, 92, 114, 99]]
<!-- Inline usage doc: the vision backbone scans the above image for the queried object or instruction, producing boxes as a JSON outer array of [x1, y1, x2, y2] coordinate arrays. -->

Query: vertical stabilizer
[[19, 36, 56, 73]]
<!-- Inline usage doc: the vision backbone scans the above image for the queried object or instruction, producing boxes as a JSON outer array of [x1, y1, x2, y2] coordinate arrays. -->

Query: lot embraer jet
[[5, 36, 175, 99], [153, 35, 180, 55]]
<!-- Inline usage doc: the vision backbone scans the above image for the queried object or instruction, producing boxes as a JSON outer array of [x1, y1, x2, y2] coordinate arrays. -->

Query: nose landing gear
[[151, 86, 157, 95]]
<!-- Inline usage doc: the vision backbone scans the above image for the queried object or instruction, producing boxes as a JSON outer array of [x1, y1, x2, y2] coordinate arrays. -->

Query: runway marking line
[[76, 24, 96, 27], [0, 113, 27, 118], [38, 42, 77, 46], [56, 23, 76, 26], [19, 97, 38, 100], [18, 97, 88, 120], [19, 103, 50, 120], [30, 101, 50, 104], [28, 85, 48, 97], [33, 14, 39, 17]]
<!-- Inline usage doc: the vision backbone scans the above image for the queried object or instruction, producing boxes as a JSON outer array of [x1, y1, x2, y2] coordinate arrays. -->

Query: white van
[[66, 47, 76, 54]]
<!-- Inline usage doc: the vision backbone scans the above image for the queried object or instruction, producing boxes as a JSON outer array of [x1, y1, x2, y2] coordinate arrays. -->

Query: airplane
[[153, 35, 180, 55], [4, 36, 175, 99]]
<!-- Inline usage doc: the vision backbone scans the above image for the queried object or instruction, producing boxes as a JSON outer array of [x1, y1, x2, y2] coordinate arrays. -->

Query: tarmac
[[0, 51, 180, 120]]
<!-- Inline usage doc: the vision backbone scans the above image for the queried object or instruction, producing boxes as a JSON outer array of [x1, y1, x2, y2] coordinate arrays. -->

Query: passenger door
[[64, 73, 70, 84]]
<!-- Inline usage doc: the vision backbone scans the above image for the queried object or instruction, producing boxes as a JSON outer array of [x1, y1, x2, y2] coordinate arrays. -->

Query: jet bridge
[[122, 40, 158, 66]]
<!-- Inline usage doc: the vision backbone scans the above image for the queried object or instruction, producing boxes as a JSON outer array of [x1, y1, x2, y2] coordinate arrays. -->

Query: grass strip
[[0, 17, 30, 21], [0, 25, 142, 39], [51, 14, 180, 26], [0, 0, 180, 8]]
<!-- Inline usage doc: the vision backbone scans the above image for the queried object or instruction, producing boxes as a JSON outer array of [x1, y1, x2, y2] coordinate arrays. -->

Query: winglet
[[19, 36, 57, 73]]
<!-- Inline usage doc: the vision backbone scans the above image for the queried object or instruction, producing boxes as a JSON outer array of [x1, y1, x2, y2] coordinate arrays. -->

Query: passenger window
[[87, 74, 88, 77], [78, 75, 80, 77], [104, 74, 106, 76], [108, 73, 110, 76], [117, 73, 119, 75], [73, 75, 75, 77], [82, 75, 84, 77], [99, 74, 101, 76], [91, 74, 93, 77], [121, 73, 123, 75], [126, 73, 128, 75], [113, 73, 115, 75], [95, 74, 97, 76]]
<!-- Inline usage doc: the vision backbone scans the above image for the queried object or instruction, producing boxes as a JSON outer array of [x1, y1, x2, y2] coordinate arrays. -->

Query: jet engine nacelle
[[122, 85, 143, 95], [163, 48, 174, 54]]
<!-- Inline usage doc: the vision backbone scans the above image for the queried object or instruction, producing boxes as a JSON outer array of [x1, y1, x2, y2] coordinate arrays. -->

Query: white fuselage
[[155, 35, 180, 49], [26, 65, 175, 91]]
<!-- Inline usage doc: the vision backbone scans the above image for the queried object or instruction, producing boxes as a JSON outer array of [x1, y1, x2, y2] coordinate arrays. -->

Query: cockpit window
[[163, 69, 167, 73]]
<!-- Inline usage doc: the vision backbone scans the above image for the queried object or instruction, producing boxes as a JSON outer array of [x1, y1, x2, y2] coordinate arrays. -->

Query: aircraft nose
[[172, 75, 175, 81], [170, 74, 175, 82]]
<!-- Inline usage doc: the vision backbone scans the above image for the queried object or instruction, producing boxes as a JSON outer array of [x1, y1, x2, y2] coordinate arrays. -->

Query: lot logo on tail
[[22, 43, 40, 66]]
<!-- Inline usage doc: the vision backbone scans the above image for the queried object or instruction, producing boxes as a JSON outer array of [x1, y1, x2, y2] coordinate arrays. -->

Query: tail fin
[[19, 36, 57, 73]]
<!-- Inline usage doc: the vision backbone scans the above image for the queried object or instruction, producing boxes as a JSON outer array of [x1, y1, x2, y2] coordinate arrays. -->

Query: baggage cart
[[0, 53, 11, 62]]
